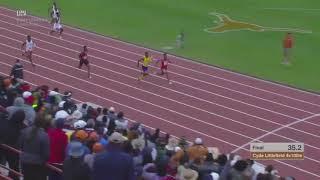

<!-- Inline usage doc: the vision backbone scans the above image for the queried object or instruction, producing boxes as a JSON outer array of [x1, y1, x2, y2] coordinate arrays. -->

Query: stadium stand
[[0, 76, 294, 180]]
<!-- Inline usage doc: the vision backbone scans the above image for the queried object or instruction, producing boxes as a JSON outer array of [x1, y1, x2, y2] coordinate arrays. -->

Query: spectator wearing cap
[[6, 97, 35, 126], [10, 59, 24, 80], [62, 141, 91, 180], [73, 120, 87, 130], [92, 132, 135, 180], [22, 91, 33, 106], [66, 130, 90, 159], [86, 131, 100, 150], [115, 111, 128, 131], [84, 142, 104, 170], [186, 138, 208, 162], [54, 102, 69, 121], [19, 115, 50, 180], [48, 88, 62, 104], [177, 163, 199, 180]]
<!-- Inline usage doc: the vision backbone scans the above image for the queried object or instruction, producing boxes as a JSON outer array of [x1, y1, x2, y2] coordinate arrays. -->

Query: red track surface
[[0, 7, 319, 179]]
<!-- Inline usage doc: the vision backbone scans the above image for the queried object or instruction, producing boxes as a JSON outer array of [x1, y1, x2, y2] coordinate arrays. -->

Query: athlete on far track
[[49, 14, 63, 39], [156, 53, 172, 84], [49, 2, 60, 24], [78, 45, 91, 78], [21, 35, 36, 67], [137, 51, 153, 81]]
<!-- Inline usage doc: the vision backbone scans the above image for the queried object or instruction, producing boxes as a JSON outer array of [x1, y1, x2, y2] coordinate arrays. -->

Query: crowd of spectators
[[0, 76, 296, 180]]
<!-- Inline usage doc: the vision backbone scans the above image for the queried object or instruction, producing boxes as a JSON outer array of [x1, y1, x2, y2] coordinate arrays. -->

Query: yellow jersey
[[142, 56, 152, 67]]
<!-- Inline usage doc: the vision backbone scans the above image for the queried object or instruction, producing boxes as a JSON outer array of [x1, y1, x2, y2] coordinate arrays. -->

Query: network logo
[[16, 10, 27, 17]]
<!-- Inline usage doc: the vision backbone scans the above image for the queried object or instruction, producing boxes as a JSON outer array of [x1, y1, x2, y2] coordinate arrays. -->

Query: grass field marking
[[204, 12, 265, 33], [204, 12, 312, 34]]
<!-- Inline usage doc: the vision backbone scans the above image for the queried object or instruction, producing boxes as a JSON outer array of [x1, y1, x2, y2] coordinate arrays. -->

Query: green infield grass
[[1, 0, 319, 91]]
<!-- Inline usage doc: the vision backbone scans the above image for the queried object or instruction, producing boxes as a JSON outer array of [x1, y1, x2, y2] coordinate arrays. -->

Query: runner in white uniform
[[21, 35, 36, 67], [50, 15, 63, 38]]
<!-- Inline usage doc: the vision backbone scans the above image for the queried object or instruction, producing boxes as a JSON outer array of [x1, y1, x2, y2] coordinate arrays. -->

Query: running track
[[0, 7, 319, 179]]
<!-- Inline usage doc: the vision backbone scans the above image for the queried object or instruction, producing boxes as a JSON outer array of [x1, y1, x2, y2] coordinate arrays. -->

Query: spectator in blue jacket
[[92, 132, 135, 180]]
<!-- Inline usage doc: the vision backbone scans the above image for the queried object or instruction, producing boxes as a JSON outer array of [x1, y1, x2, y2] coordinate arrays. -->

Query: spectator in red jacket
[[47, 118, 68, 180]]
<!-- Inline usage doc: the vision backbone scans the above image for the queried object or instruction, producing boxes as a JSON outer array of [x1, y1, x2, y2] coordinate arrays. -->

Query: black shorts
[[79, 58, 89, 67]]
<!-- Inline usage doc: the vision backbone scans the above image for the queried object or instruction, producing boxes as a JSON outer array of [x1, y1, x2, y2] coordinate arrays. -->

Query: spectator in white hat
[[54, 109, 69, 120], [177, 163, 199, 180], [73, 120, 87, 130]]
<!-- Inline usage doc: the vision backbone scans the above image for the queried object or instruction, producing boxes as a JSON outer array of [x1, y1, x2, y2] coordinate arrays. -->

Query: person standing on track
[[49, 15, 63, 39], [78, 45, 91, 78], [21, 35, 36, 67], [282, 32, 294, 65], [137, 51, 153, 81], [10, 59, 24, 80], [156, 53, 172, 84]]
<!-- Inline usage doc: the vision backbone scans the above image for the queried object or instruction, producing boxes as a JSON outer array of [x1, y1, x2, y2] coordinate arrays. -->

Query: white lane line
[[3, 35, 320, 140], [0, 22, 316, 117], [0, 13, 320, 109]]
